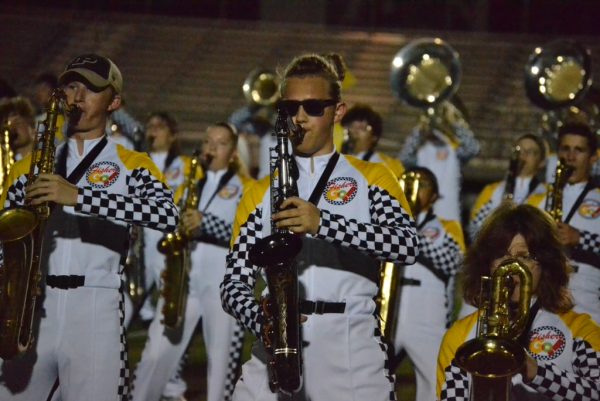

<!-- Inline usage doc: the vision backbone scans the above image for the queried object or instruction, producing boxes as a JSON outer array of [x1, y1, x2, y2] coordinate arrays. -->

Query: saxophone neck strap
[[56, 136, 108, 185], [307, 152, 340, 206], [517, 299, 540, 348], [361, 150, 374, 162], [200, 168, 235, 213], [563, 181, 594, 224]]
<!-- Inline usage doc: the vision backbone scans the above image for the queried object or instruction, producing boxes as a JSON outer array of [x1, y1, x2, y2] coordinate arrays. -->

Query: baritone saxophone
[[0, 89, 80, 359]]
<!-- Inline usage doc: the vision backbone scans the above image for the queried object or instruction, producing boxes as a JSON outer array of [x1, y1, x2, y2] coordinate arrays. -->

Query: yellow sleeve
[[117, 144, 167, 186], [469, 182, 500, 221], [436, 313, 477, 399], [346, 155, 413, 218], [378, 152, 405, 179], [440, 219, 466, 253], [526, 187, 549, 208], [0, 154, 32, 207], [559, 310, 600, 351], [230, 175, 269, 249]]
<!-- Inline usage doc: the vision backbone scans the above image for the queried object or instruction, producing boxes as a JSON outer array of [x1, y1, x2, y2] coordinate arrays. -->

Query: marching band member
[[398, 103, 480, 222], [528, 123, 600, 324], [392, 167, 464, 401], [220, 52, 419, 401], [468, 133, 547, 241], [0, 53, 177, 401], [437, 204, 600, 400], [340, 103, 404, 178], [131, 122, 251, 401], [0, 96, 37, 161]]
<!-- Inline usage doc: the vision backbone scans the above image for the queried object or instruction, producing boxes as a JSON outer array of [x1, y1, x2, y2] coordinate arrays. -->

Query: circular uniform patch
[[579, 199, 600, 219], [324, 177, 358, 205], [218, 184, 239, 199], [165, 166, 182, 184], [421, 226, 440, 241], [86, 161, 120, 189], [527, 326, 566, 361]]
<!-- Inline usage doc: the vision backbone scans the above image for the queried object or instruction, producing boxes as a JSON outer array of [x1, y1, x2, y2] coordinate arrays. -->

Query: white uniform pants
[[131, 244, 243, 401], [233, 297, 395, 401], [392, 283, 447, 401], [0, 286, 127, 401]]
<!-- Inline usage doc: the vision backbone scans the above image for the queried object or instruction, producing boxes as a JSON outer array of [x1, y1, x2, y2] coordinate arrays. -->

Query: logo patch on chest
[[218, 184, 239, 199], [86, 161, 120, 188], [578, 198, 600, 219], [527, 326, 566, 361], [323, 177, 357, 205], [165, 166, 181, 183], [421, 227, 440, 240]]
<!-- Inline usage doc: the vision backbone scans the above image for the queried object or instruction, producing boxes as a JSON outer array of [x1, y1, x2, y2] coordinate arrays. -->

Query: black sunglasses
[[278, 99, 337, 117]]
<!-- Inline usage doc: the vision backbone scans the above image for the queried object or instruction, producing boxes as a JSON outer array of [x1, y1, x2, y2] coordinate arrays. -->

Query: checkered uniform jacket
[[469, 178, 546, 241], [437, 308, 600, 401], [0, 136, 178, 289], [220, 152, 419, 339]]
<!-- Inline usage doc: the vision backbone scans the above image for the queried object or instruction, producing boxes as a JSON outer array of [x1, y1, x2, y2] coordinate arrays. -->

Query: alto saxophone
[[249, 110, 303, 395], [157, 149, 202, 329], [455, 259, 532, 401], [0, 89, 79, 359], [545, 158, 574, 222], [0, 120, 15, 197]]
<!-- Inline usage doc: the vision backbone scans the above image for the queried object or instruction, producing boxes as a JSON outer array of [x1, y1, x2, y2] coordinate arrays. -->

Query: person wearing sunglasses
[[437, 203, 600, 401], [340, 103, 405, 178], [221, 52, 419, 401]]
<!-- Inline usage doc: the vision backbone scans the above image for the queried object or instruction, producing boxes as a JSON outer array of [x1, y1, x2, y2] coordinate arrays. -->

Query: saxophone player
[[220, 53, 419, 401], [437, 204, 600, 401], [0, 53, 178, 401], [132, 123, 253, 401], [528, 123, 600, 324]]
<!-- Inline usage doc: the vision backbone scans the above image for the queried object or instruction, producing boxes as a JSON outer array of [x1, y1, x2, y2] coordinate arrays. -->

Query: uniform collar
[[295, 150, 336, 177]]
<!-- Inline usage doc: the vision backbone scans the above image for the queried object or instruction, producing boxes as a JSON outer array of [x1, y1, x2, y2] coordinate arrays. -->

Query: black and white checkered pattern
[[468, 200, 493, 241], [223, 322, 245, 401], [439, 363, 469, 401], [118, 280, 131, 400], [373, 320, 398, 401], [199, 212, 232, 244], [579, 230, 600, 256], [529, 338, 600, 400], [420, 233, 463, 280], [220, 207, 264, 338], [315, 186, 419, 265], [2, 174, 27, 208], [76, 168, 178, 232]]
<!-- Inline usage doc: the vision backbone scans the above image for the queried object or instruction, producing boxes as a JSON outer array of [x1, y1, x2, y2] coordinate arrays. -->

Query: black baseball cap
[[59, 53, 122, 94]]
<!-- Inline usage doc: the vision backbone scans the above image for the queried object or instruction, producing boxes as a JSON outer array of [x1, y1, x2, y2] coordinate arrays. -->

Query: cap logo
[[70, 56, 100, 68]]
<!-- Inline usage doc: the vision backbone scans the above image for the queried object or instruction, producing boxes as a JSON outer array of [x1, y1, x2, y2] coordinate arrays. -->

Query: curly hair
[[280, 53, 346, 102], [462, 203, 573, 314], [341, 103, 383, 139]]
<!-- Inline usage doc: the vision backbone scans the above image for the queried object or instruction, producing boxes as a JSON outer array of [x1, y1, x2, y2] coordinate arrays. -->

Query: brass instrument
[[390, 38, 467, 142], [376, 171, 422, 339], [124, 225, 146, 308], [0, 120, 15, 197], [455, 259, 532, 401], [243, 68, 280, 107], [157, 149, 202, 329], [0, 89, 77, 359], [544, 158, 574, 223], [249, 109, 303, 395], [502, 145, 522, 201], [525, 40, 594, 144]]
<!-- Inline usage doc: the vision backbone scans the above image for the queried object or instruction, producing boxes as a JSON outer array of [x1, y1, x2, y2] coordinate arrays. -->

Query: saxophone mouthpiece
[[201, 154, 214, 169], [67, 105, 82, 126], [287, 116, 305, 145]]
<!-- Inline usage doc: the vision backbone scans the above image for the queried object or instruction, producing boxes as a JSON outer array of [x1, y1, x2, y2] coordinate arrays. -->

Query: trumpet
[[0, 89, 79, 359], [455, 259, 532, 401]]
